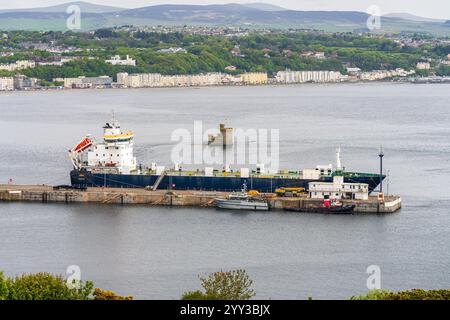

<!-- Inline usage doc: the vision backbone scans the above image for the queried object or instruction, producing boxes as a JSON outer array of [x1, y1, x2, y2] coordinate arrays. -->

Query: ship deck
[[91, 169, 381, 179]]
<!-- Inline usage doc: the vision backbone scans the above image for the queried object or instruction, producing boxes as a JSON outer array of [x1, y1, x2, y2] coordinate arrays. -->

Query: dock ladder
[[152, 171, 166, 191], [102, 193, 123, 204]]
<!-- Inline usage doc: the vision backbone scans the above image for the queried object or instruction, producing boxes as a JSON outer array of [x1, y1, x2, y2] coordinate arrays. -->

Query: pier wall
[[0, 185, 401, 214]]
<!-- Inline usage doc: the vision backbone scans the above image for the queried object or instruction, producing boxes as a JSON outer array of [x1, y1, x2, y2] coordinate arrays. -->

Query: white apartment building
[[117, 72, 227, 88], [276, 70, 342, 83], [117, 73, 162, 88], [63, 76, 113, 88], [105, 55, 136, 66], [0, 77, 14, 91]]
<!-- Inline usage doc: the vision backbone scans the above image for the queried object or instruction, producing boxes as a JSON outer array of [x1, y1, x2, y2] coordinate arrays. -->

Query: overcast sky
[[0, 0, 449, 19]]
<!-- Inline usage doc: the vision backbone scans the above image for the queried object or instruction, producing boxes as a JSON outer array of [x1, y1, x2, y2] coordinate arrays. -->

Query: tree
[[182, 269, 255, 300], [0, 272, 9, 300], [436, 64, 450, 76], [6, 272, 93, 300]]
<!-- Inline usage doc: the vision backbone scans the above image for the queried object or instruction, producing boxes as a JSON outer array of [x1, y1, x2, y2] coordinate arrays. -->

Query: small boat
[[284, 204, 355, 214], [215, 184, 270, 211], [284, 198, 355, 214]]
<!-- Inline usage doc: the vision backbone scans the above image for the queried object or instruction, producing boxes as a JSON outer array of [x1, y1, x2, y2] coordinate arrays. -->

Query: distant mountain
[[384, 12, 446, 23], [115, 4, 369, 25], [0, 1, 125, 14], [0, 2, 449, 36], [242, 2, 287, 12]]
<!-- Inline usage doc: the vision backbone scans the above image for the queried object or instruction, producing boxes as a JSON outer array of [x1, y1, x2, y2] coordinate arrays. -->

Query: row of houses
[[275, 68, 417, 84], [115, 72, 268, 88], [359, 69, 416, 81], [0, 75, 38, 91], [0, 60, 35, 72], [1, 66, 422, 91]]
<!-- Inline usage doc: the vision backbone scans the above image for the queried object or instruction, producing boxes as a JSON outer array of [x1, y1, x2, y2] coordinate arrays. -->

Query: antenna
[[378, 146, 384, 193], [110, 110, 120, 128]]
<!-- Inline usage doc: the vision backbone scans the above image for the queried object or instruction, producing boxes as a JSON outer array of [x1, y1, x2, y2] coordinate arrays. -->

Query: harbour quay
[[0, 185, 402, 214]]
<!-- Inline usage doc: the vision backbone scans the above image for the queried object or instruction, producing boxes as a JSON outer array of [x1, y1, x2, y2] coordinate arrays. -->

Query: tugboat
[[215, 184, 270, 211], [284, 198, 355, 214]]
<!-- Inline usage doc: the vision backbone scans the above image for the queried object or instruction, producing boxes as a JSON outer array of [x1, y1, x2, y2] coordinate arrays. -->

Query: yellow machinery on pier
[[275, 187, 306, 197]]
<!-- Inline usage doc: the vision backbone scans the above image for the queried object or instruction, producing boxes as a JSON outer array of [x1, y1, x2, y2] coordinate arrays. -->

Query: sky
[[0, 0, 449, 20]]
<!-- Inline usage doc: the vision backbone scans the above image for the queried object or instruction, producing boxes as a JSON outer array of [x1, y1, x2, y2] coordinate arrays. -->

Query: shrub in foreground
[[182, 269, 255, 300], [350, 289, 450, 300], [93, 288, 133, 300], [0, 272, 92, 300], [0, 271, 132, 300]]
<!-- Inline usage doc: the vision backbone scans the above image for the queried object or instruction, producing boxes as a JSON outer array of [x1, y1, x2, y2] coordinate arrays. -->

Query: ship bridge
[[69, 117, 137, 174]]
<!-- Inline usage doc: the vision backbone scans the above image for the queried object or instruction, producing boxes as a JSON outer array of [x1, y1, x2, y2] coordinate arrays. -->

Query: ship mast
[[111, 110, 119, 128], [336, 147, 343, 172], [379, 146, 384, 193]]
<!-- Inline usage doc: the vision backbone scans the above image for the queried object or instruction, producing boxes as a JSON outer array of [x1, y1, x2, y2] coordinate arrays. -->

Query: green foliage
[[0, 272, 9, 300], [436, 64, 450, 76], [182, 269, 255, 300], [5, 272, 93, 300], [37, 79, 63, 87], [432, 45, 450, 57], [0, 30, 430, 82], [416, 69, 430, 77], [350, 289, 392, 300], [0, 270, 133, 300], [181, 290, 219, 300], [93, 288, 133, 300], [350, 289, 450, 300], [0, 70, 14, 77]]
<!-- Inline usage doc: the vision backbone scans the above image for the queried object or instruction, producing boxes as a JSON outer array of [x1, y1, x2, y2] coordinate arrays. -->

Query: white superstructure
[[69, 117, 137, 174], [105, 55, 136, 66], [308, 175, 369, 200]]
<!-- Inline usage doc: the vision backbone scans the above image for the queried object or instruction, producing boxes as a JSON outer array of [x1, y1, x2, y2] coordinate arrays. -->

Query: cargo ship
[[69, 118, 385, 193]]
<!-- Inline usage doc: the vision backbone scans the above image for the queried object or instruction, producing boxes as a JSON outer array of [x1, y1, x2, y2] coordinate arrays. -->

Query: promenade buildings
[[0, 60, 35, 72], [275, 70, 343, 83], [116, 72, 268, 88], [0, 77, 14, 91]]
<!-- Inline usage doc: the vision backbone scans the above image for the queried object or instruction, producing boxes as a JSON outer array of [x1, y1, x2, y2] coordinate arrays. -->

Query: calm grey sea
[[0, 83, 449, 299]]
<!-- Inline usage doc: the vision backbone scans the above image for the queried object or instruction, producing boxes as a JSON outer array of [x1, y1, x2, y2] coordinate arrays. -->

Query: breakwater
[[0, 185, 401, 214]]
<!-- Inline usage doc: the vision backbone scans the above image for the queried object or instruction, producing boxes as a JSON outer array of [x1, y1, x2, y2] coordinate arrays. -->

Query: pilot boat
[[215, 184, 270, 211]]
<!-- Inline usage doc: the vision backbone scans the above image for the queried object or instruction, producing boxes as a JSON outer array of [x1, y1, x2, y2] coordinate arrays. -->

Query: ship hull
[[71, 170, 384, 193]]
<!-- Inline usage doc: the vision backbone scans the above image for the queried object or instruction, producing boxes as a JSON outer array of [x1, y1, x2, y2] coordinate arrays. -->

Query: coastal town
[[1, 56, 447, 91], [1, 27, 450, 91]]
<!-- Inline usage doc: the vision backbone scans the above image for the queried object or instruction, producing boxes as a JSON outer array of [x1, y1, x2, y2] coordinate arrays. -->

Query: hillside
[[0, 2, 449, 36], [114, 4, 369, 25], [242, 3, 287, 11], [0, 1, 125, 14], [384, 12, 446, 23]]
